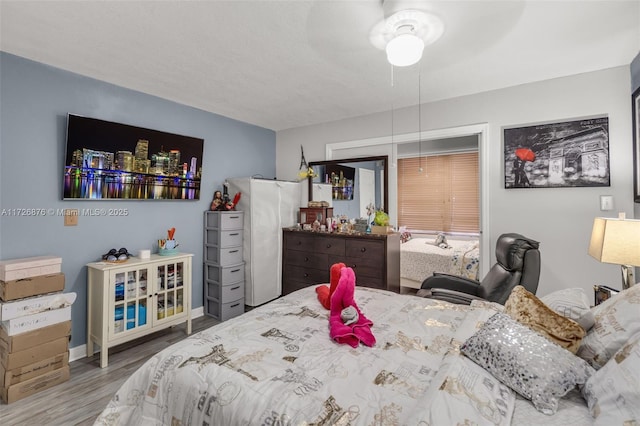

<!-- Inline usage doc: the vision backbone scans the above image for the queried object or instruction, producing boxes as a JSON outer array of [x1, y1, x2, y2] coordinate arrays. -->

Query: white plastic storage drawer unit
[[203, 211, 245, 321]]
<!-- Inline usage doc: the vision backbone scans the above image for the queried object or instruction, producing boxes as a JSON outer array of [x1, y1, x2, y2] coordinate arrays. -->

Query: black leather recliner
[[416, 233, 540, 305]]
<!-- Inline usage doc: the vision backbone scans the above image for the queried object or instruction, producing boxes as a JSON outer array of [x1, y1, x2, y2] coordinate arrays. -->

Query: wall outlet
[[64, 209, 78, 226]]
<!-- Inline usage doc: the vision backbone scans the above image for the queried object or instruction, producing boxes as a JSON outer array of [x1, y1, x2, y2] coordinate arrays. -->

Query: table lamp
[[588, 213, 640, 289]]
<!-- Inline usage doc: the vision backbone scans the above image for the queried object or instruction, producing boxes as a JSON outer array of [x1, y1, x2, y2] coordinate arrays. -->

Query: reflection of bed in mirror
[[400, 235, 480, 290], [308, 156, 387, 218]]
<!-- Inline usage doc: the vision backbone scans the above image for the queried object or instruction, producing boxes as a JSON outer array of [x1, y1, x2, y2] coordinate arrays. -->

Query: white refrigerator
[[226, 177, 302, 306]]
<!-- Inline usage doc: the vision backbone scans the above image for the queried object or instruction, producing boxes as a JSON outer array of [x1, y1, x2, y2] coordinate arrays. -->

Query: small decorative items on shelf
[[371, 209, 392, 234], [102, 247, 131, 263], [366, 203, 375, 234], [158, 227, 179, 256], [210, 181, 242, 211]]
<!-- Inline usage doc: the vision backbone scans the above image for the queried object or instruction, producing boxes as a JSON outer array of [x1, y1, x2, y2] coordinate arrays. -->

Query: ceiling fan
[[369, 3, 445, 67]]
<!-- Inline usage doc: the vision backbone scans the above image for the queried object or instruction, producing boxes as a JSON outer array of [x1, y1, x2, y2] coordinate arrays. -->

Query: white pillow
[[540, 288, 595, 331], [577, 284, 640, 369], [582, 332, 640, 424], [411, 351, 515, 426]]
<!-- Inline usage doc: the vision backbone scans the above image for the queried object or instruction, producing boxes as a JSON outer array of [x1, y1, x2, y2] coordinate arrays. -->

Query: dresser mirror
[[308, 155, 388, 215]]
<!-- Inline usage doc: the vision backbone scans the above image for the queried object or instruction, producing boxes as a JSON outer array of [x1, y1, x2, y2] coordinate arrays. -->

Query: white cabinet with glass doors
[[86, 253, 192, 368]]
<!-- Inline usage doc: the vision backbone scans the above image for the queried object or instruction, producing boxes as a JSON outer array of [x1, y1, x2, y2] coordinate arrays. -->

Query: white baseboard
[[69, 307, 205, 362]]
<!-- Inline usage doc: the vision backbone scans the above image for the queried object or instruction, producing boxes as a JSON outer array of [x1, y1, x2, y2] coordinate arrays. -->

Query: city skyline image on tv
[[63, 114, 204, 200]]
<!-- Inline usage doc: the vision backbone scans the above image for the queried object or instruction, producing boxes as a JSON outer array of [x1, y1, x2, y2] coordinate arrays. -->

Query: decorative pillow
[[412, 351, 515, 426], [577, 283, 640, 369], [461, 313, 595, 415], [540, 287, 595, 331], [504, 285, 585, 354], [582, 332, 640, 424], [470, 299, 505, 314]]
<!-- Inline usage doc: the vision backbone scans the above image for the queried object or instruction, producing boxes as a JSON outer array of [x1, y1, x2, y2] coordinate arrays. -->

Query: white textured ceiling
[[1, 0, 639, 131]]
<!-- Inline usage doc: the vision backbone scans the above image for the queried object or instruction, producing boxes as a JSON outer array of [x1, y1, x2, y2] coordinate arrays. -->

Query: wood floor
[[0, 314, 220, 426]]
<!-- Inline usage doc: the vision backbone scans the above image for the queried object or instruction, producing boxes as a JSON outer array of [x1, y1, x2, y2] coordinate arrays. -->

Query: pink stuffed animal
[[329, 267, 376, 348], [315, 262, 346, 310]]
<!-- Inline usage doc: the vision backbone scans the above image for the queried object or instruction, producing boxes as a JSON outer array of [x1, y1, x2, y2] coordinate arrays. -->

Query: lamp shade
[[588, 216, 640, 266], [386, 33, 425, 67]]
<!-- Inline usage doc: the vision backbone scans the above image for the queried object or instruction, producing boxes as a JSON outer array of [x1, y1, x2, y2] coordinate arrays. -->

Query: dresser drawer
[[206, 280, 243, 301], [284, 250, 328, 269], [284, 264, 329, 285], [284, 232, 317, 252], [345, 239, 384, 259], [353, 275, 385, 290], [221, 282, 244, 302], [312, 236, 345, 256], [205, 245, 243, 265], [205, 262, 244, 284], [205, 229, 243, 248], [284, 232, 345, 256], [206, 297, 244, 321], [331, 255, 384, 279], [205, 211, 244, 230]]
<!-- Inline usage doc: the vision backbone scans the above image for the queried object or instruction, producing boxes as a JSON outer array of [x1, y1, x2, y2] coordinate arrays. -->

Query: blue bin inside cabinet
[[138, 305, 147, 326], [118, 304, 147, 329]]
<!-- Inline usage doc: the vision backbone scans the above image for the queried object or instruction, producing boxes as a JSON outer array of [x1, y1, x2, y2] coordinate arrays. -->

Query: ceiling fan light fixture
[[370, 9, 444, 66], [386, 32, 425, 67]]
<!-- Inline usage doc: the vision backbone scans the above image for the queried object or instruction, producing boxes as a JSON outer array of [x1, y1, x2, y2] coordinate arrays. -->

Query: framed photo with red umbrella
[[503, 116, 610, 189]]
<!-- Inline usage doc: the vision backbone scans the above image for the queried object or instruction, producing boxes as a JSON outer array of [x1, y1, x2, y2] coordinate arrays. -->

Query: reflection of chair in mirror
[[417, 233, 540, 304]]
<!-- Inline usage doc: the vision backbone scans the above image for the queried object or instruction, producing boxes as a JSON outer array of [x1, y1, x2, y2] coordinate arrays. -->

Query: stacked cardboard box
[[0, 256, 73, 404]]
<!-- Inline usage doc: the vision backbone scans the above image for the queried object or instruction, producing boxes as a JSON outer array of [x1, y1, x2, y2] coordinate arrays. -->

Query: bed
[[93, 281, 640, 426], [401, 236, 480, 290]]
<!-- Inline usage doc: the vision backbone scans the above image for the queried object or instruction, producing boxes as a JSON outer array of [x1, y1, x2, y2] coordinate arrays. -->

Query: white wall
[[276, 66, 633, 299]]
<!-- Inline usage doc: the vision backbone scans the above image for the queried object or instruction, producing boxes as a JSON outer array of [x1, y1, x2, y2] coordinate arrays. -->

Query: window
[[398, 152, 479, 233]]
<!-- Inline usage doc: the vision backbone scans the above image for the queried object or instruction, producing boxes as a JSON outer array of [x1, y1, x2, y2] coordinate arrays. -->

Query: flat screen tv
[[63, 114, 204, 200]]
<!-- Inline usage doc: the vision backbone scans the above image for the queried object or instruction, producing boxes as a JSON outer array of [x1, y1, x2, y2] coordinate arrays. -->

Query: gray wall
[[0, 53, 276, 348], [632, 52, 640, 221], [277, 65, 635, 300], [632, 51, 640, 91]]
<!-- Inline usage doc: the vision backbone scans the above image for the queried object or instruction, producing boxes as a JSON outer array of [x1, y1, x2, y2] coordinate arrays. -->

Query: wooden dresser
[[282, 228, 400, 295]]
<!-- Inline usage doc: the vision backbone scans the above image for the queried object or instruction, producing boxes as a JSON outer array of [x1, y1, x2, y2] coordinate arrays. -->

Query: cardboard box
[[0, 273, 65, 302], [0, 365, 70, 404], [0, 321, 71, 353], [0, 256, 62, 282], [0, 352, 68, 388], [0, 306, 71, 336], [0, 292, 76, 321], [0, 337, 69, 370], [371, 225, 394, 234]]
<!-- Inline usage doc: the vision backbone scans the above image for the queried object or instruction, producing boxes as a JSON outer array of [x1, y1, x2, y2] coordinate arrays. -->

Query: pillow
[[504, 285, 586, 354], [540, 287, 595, 331], [582, 332, 640, 424], [461, 313, 595, 415], [412, 351, 515, 426], [577, 283, 640, 369], [470, 299, 505, 314]]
